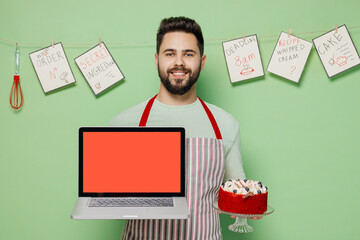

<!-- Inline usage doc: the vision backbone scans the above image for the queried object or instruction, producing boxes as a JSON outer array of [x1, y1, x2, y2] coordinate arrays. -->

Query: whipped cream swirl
[[221, 179, 267, 197]]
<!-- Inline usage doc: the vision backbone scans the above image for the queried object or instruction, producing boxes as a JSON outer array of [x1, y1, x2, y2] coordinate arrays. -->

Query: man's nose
[[174, 55, 185, 67]]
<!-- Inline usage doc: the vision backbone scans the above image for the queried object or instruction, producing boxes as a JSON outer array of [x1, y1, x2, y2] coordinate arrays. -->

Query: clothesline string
[[1, 26, 360, 47]]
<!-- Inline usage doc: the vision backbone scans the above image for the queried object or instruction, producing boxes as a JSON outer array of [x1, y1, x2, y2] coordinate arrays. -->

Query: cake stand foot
[[228, 217, 253, 233]]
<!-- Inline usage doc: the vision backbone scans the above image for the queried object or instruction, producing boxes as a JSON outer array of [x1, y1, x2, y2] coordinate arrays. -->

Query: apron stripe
[[204, 138, 211, 239], [143, 219, 148, 239], [140, 220, 144, 239], [121, 221, 126, 240], [197, 138, 205, 239], [198, 138, 206, 240], [135, 219, 139, 239], [193, 138, 198, 240], [128, 221, 133, 239], [172, 219, 177, 239], [159, 220, 162, 240], [208, 140, 214, 238], [142, 220, 146, 239], [131, 220, 136, 239], [161, 219, 165, 240], [209, 138, 214, 238], [193, 137, 200, 240], [136, 220, 140, 239], [127, 220, 132, 239], [186, 138, 192, 240], [167, 220, 171, 240], [179, 219, 183, 239], [149, 219, 153, 240], [211, 139, 217, 238], [154, 220, 158, 240], [215, 139, 220, 237], [158, 219, 162, 240]]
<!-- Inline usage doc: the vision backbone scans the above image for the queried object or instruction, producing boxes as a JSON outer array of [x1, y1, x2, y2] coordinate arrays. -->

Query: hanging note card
[[222, 35, 264, 83], [267, 32, 312, 83], [74, 42, 125, 95], [29, 42, 76, 93], [313, 25, 360, 78]]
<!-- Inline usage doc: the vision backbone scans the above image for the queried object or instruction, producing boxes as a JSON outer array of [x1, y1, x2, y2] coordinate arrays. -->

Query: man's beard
[[158, 64, 201, 95]]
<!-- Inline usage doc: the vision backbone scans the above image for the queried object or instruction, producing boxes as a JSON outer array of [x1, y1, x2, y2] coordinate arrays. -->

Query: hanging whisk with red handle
[[10, 43, 23, 110]]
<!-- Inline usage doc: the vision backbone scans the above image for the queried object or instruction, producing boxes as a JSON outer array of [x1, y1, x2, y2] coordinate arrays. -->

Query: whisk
[[10, 43, 23, 110]]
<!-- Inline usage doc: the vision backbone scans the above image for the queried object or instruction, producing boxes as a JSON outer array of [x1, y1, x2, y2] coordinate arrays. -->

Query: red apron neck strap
[[139, 94, 158, 127], [139, 94, 222, 140], [198, 97, 222, 140]]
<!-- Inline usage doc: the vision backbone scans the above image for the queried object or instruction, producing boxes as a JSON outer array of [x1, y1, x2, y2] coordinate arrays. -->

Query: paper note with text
[[29, 42, 76, 93], [74, 42, 125, 95], [222, 35, 264, 83], [267, 32, 312, 83], [313, 25, 360, 78]]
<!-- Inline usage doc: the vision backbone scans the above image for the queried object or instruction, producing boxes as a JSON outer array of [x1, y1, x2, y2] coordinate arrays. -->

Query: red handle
[[10, 75, 23, 110]]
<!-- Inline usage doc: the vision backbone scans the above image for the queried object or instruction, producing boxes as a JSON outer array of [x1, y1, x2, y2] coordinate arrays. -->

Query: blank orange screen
[[83, 132, 181, 193]]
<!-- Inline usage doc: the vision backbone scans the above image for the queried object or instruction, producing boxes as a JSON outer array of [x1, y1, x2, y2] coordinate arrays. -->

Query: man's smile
[[169, 69, 189, 79], [171, 71, 188, 78]]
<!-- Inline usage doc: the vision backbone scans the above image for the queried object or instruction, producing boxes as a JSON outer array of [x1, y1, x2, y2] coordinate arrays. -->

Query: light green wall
[[1, 0, 360, 239]]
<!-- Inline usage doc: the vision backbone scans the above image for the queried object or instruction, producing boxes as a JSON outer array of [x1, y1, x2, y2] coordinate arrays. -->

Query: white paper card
[[313, 25, 360, 78], [74, 42, 125, 95], [267, 32, 312, 83], [223, 35, 264, 83], [29, 42, 76, 93]]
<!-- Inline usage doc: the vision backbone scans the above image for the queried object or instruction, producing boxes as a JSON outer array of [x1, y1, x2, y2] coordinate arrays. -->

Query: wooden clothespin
[[288, 28, 292, 38], [335, 24, 338, 33], [51, 39, 54, 48], [99, 38, 102, 47], [243, 32, 246, 42]]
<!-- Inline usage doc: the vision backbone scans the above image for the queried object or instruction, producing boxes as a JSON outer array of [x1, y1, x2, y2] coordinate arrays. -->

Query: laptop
[[71, 127, 189, 220]]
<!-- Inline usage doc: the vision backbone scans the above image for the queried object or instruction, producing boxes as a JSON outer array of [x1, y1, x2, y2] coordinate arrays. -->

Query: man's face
[[155, 31, 206, 95]]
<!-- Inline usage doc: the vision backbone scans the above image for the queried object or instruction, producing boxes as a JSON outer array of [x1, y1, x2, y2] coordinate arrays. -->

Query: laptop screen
[[79, 127, 185, 197]]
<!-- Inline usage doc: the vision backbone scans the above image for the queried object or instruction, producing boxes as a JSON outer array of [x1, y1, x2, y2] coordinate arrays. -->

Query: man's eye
[[185, 53, 194, 57], [166, 53, 174, 56]]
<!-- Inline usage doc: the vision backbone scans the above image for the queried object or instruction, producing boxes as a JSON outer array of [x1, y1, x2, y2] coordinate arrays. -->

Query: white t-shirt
[[109, 97, 246, 181]]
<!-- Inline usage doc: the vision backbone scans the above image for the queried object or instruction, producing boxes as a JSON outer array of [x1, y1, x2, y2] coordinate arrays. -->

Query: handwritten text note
[[222, 35, 264, 83], [74, 42, 125, 95], [29, 42, 76, 93], [313, 25, 360, 78], [267, 32, 312, 83]]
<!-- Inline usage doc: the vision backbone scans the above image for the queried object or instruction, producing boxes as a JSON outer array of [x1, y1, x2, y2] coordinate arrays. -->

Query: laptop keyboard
[[88, 198, 174, 207]]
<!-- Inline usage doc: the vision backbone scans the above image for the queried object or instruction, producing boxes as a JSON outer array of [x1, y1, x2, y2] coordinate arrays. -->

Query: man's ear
[[200, 55, 207, 71], [155, 53, 159, 70]]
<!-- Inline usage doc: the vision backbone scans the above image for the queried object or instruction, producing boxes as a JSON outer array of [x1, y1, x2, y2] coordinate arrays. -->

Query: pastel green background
[[1, 0, 359, 239]]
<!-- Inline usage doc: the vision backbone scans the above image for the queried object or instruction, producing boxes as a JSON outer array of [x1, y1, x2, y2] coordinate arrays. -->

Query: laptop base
[[71, 197, 189, 220]]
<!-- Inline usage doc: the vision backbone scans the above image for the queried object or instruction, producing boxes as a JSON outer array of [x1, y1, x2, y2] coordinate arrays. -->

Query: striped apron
[[121, 95, 225, 240]]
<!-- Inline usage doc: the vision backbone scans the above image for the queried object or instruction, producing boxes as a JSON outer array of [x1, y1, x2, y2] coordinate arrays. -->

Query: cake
[[218, 179, 268, 214]]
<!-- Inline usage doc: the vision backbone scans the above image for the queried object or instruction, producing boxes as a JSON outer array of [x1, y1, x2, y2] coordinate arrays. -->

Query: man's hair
[[156, 16, 204, 56]]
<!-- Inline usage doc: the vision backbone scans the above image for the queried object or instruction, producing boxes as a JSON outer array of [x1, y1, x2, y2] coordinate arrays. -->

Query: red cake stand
[[213, 201, 274, 233]]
